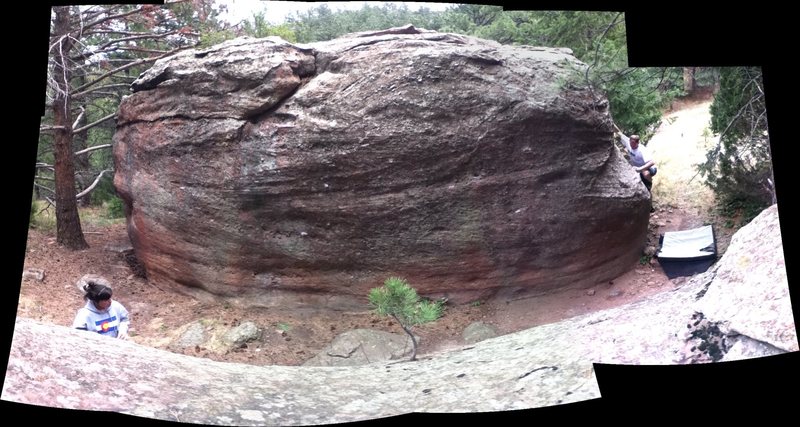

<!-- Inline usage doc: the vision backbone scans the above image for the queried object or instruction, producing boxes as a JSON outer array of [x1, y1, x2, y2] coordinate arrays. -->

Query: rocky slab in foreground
[[5, 275, 794, 426], [696, 204, 797, 353], [5, 205, 794, 425], [113, 26, 650, 309], [0, 271, 750, 425]]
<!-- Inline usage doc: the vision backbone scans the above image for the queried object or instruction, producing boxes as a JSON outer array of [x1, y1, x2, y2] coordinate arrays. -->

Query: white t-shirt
[[619, 133, 652, 168]]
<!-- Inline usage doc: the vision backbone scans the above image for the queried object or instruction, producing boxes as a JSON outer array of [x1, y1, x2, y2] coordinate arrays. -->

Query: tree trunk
[[401, 324, 418, 361], [53, 7, 88, 250], [683, 67, 696, 94]]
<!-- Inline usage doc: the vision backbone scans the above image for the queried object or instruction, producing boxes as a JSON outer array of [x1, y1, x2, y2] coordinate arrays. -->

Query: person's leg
[[640, 171, 652, 191], [641, 168, 655, 212]]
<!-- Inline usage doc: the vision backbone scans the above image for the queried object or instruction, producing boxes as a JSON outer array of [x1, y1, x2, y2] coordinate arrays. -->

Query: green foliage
[[436, 9, 675, 137], [440, 5, 504, 37], [275, 7, 676, 136], [368, 276, 442, 359], [516, 11, 671, 135], [693, 67, 719, 88], [241, 11, 297, 42], [286, 3, 445, 43], [264, 24, 297, 42], [717, 197, 766, 229], [526, 11, 627, 61], [639, 254, 652, 265], [106, 196, 126, 219], [168, 0, 233, 48], [275, 322, 291, 332], [90, 176, 119, 207], [369, 277, 443, 329], [607, 67, 683, 138], [199, 28, 237, 48], [700, 67, 772, 216]]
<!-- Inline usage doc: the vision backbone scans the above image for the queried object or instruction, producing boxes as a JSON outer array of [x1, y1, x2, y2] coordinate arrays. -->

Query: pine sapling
[[368, 276, 444, 361]]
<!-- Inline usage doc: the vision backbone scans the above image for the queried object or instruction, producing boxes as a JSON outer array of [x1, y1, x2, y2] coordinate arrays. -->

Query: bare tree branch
[[111, 46, 174, 55], [72, 106, 86, 130], [73, 112, 116, 134], [35, 175, 55, 182], [80, 0, 192, 32], [81, 6, 147, 32], [641, 67, 677, 98], [584, 12, 624, 102], [69, 5, 125, 28], [85, 91, 128, 98], [36, 162, 54, 170], [73, 83, 132, 99], [716, 91, 764, 143], [83, 29, 164, 37], [93, 58, 149, 64], [40, 125, 68, 133], [95, 30, 182, 50], [73, 58, 153, 92], [70, 30, 184, 61], [691, 76, 766, 183], [37, 198, 55, 214], [73, 51, 181, 93], [74, 144, 112, 156], [35, 182, 56, 195], [76, 169, 112, 199]]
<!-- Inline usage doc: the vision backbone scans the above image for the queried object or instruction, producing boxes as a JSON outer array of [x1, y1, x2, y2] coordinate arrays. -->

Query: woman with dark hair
[[72, 275, 131, 340]]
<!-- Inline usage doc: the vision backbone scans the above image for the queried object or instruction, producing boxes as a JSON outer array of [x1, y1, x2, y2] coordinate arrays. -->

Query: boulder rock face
[[695, 204, 798, 353], [113, 26, 650, 308]]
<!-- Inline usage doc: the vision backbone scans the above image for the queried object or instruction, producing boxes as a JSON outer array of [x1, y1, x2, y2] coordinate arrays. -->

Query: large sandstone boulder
[[113, 26, 650, 308]]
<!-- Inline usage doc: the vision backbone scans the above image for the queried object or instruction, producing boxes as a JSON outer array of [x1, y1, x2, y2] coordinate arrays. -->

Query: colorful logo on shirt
[[95, 316, 118, 335]]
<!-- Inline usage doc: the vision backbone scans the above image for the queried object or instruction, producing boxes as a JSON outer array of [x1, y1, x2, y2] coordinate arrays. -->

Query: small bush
[[106, 196, 125, 219], [368, 277, 444, 361]]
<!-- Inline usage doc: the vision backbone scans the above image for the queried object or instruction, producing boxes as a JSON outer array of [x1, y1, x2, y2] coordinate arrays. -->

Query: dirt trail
[[649, 99, 719, 228]]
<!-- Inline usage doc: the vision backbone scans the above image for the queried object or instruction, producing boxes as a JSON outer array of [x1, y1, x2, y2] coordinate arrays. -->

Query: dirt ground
[[16, 90, 738, 367]]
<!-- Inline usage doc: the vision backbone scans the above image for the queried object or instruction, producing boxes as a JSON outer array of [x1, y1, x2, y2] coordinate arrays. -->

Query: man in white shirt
[[616, 129, 657, 192]]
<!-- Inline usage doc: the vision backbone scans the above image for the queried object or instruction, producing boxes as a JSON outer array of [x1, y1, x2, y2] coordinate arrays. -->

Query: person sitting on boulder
[[614, 124, 657, 192], [72, 275, 131, 340]]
